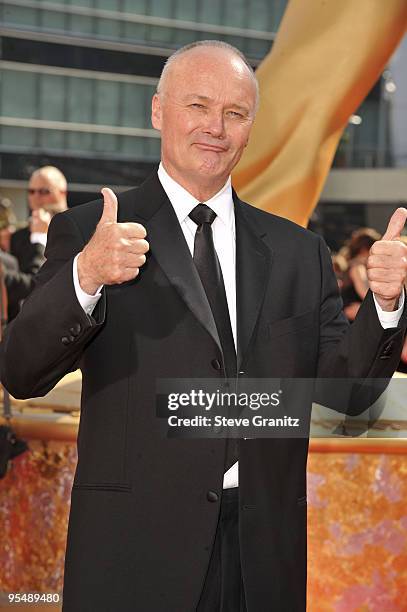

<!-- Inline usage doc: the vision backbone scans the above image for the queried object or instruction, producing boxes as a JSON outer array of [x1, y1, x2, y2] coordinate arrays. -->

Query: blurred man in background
[[7, 166, 68, 320], [0, 200, 19, 324]]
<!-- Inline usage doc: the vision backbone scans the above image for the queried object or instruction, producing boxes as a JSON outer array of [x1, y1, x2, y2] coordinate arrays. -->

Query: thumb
[[382, 207, 407, 241], [100, 187, 118, 224]]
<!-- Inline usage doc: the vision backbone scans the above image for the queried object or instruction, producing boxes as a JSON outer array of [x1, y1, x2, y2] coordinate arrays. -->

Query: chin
[[197, 160, 226, 177]]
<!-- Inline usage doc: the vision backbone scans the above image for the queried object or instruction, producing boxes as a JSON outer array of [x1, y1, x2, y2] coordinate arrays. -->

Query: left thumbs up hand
[[367, 207, 407, 311]]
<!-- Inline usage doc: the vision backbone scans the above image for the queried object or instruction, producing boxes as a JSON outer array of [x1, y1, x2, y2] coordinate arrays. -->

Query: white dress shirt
[[30, 232, 47, 247], [72, 163, 404, 490]]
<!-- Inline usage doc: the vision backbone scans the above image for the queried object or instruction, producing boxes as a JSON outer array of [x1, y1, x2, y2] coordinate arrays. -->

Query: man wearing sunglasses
[[7, 166, 67, 320]]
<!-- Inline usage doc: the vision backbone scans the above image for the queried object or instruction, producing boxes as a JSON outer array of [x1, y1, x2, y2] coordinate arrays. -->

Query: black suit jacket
[[1, 173, 405, 612], [5, 227, 45, 320]]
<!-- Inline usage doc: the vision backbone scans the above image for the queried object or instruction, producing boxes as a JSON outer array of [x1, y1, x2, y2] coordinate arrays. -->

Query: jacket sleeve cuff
[[72, 253, 103, 316], [373, 290, 405, 329]]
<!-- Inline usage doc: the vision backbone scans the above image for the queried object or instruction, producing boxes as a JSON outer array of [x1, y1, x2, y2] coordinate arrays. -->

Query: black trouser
[[197, 487, 247, 612]]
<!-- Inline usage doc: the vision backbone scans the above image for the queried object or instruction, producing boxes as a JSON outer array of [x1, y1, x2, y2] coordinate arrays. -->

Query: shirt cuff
[[73, 254, 103, 316], [373, 290, 405, 329], [30, 232, 47, 247]]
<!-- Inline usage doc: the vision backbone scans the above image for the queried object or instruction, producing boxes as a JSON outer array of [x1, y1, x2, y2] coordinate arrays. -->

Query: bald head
[[28, 165, 68, 213], [31, 166, 67, 192], [157, 41, 259, 111]]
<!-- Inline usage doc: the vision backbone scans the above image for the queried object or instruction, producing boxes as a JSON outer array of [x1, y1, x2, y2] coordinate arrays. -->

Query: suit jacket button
[[207, 490, 219, 503], [211, 359, 222, 371], [380, 341, 394, 358], [70, 323, 81, 337], [61, 336, 70, 345]]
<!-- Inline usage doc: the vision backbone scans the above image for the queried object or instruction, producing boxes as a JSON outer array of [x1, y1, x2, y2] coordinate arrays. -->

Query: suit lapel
[[124, 173, 271, 363], [128, 173, 221, 352], [234, 193, 272, 370]]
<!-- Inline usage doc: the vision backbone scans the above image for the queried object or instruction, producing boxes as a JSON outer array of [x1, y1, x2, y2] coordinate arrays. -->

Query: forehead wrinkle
[[164, 49, 249, 86], [159, 48, 258, 116]]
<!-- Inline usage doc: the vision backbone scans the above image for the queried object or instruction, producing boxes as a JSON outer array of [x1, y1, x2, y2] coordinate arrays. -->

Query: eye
[[227, 110, 245, 119], [189, 103, 206, 109]]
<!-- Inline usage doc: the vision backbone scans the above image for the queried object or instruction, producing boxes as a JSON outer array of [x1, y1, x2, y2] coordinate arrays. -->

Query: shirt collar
[[157, 162, 234, 229]]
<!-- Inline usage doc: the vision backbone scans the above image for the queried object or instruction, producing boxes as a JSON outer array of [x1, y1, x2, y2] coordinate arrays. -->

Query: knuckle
[[137, 224, 147, 238], [114, 270, 124, 283]]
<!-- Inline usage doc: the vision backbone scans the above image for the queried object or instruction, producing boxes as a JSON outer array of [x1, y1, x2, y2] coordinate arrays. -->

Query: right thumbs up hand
[[77, 188, 149, 295]]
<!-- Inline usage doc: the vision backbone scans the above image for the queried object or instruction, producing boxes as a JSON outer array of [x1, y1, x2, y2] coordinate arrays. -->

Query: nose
[[203, 109, 225, 139]]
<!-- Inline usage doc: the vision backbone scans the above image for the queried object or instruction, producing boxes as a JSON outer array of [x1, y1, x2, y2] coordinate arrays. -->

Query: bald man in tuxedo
[[1, 41, 407, 612]]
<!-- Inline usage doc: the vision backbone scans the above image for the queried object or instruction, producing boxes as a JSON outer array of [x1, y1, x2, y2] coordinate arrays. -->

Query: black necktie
[[189, 204, 238, 471]]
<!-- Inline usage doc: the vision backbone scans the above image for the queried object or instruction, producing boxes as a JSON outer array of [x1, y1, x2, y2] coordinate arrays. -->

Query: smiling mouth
[[194, 143, 228, 152]]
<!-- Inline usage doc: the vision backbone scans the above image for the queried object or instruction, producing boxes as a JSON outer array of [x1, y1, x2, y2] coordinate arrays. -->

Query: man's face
[[28, 174, 65, 213], [151, 48, 257, 191]]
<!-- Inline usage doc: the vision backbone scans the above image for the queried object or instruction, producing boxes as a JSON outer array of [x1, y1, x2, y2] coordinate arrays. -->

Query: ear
[[151, 94, 162, 131]]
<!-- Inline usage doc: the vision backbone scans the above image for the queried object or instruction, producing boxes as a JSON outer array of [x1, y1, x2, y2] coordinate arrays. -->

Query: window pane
[[95, 17, 121, 38], [2, 71, 37, 119], [122, 0, 148, 14], [355, 101, 379, 148], [66, 131, 94, 152], [121, 84, 146, 128], [94, 133, 119, 153], [173, 28, 196, 47], [68, 14, 94, 35], [38, 74, 66, 121], [246, 0, 270, 30], [148, 25, 174, 45], [150, 0, 172, 18], [198, 0, 222, 26], [40, 9, 66, 31], [120, 135, 145, 156], [246, 38, 271, 58], [273, 0, 288, 29], [175, 0, 197, 21], [95, 0, 122, 9], [70, 0, 93, 7], [146, 137, 161, 160], [0, 126, 36, 148], [67, 78, 94, 123], [94, 81, 120, 125], [225, 0, 246, 28], [38, 128, 65, 150], [2, 4, 37, 27], [122, 22, 148, 43], [222, 35, 247, 51]]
